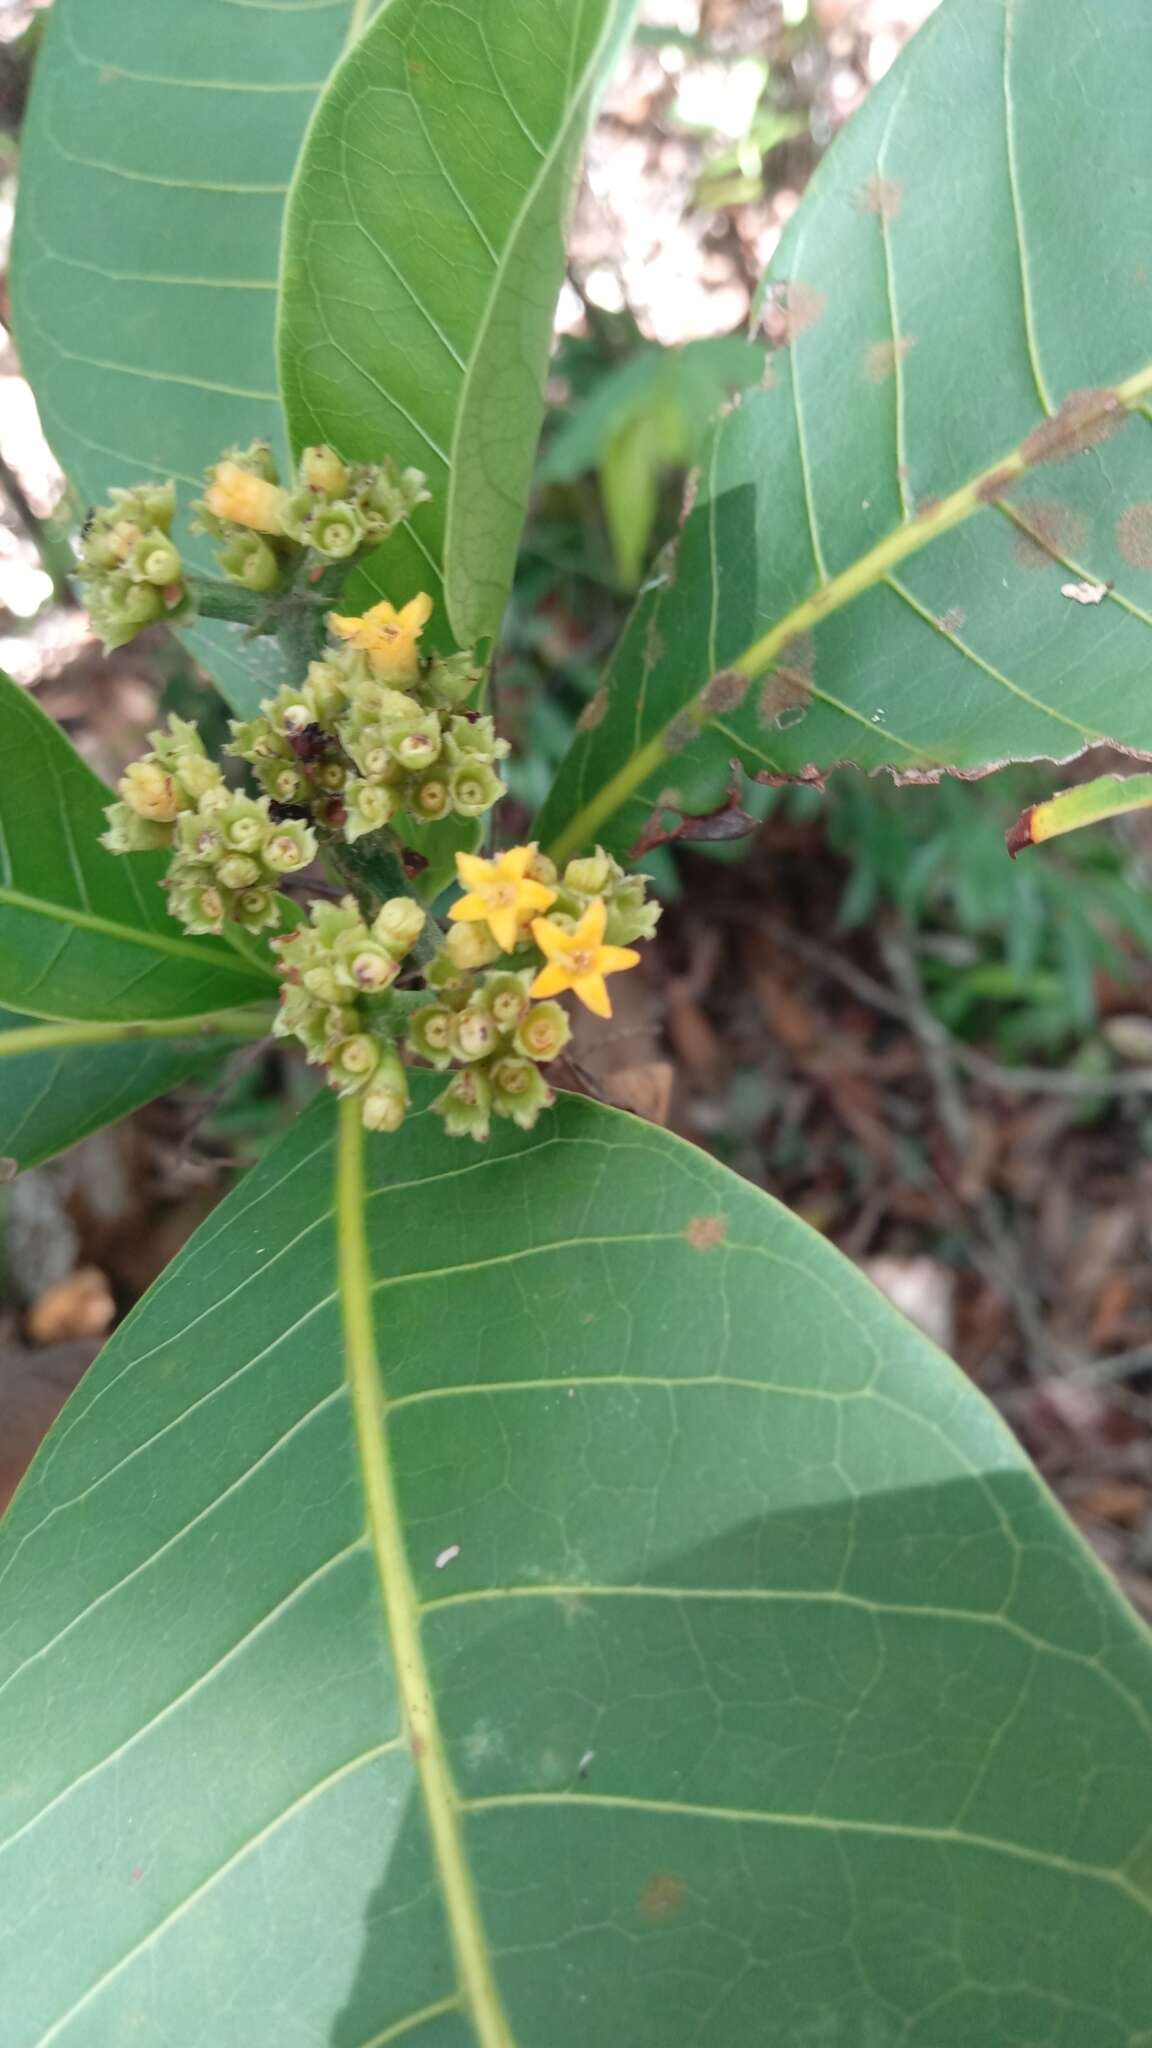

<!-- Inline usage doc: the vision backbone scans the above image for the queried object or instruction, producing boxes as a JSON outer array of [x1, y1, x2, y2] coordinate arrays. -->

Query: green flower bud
[[331, 1034, 381, 1091], [442, 921, 501, 972], [299, 445, 350, 497], [372, 897, 427, 959], [302, 964, 347, 1006], [176, 878, 229, 935], [443, 714, 507, 764], [360, 1047, 409, 1133], [176, 755, 226, 804], [224, 810, 268, 853], [135, 533, 182, 587], [309, 501, 366, 560], [234, 887, 282, 934], [258, 761, 309, 805], [481, 971, 532, 1034], [346, 944, 400, 994], [406, 1003, 457, 1070], [218, 532, 280, 592], [100, 801, 172, 854], [449, 760, 505, 818], [489, 1055, 554, 1131], [314, 760, 347, 793], [514, 1000, 572, 1065], [344, 778, 397, 843], [433, 1066, 492, 1143], [422, 650, 484, 709], [122, 581, 164, 627], [394, 727, 441, 771], [451, 1004, 500, 1064], [410, 773, 452, 822], [604, 885, 661, 947], [175, 813, 225, 864], [217, 853, 262, 891], [227, 715, 288, 763], [263, 821, 318, 874], [563, 851, 614, 897], [304, 658, 351, 723]]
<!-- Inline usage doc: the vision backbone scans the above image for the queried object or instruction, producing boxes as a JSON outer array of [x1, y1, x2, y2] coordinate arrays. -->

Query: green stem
[[0, 1008, 275, 1060], [332, 835, 442, 965], [185, 576, 279, 630]]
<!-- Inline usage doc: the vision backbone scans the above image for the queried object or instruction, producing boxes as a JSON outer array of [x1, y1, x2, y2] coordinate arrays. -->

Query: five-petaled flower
[[329, 593, 434, 684], [530, 899, 640, 1019], [449, 844, 557, 955]]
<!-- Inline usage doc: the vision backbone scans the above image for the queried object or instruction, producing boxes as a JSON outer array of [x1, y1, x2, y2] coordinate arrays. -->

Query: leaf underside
[[1, 1085, 1149, 2045], [537, 0, 1152, 861], [0, 675, 271, 1022], [9, 0, 364, 713], [279, 0, 633, 651]]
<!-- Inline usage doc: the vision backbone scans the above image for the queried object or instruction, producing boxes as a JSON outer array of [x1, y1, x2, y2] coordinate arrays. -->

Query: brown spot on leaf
[[857, 175, 903, 222], [639, 1871, 688, 1921], [1011, 500, 1090, 571], [1020, 387, 1126, 466], [686, 1214, 727, 1250], [975, 466, 1018, 505], [577, 688, 608, 732], [757, 634, 813, 729], [864, 336, 916, 382], [663, 711, 700, 754], [761, 280, 827, 347], [1116, 503, 1152, 570], [701, 668, 750, 715], [916, 495, 942, 520], [937, 607, 967, 634]]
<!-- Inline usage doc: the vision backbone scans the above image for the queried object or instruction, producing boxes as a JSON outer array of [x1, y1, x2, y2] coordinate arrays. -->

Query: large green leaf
[[279, 0, 636, 650], [537, 0, 1152, 863], [10, 0, 367, 713], [1, 1083, 1149, 2044], [0, 677, 272, 1021], [0, 1009, 269, 1173]]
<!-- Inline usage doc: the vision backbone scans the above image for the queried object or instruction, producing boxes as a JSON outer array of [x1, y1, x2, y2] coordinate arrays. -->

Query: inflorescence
[[88, 442, 659, 1140]]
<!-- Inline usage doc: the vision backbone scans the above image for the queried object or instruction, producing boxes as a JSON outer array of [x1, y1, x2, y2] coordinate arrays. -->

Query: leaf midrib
[[543, 359, 1152, 865], [0, 883, 277, 983], [336, 1097, 514, 2048]]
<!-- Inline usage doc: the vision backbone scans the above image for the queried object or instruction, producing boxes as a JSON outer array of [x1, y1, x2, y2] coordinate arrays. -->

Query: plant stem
[[0, 453, 78, 606], [331, 835, 442, 964], [185, 576, 279, 630], [0, 1008, 275, 1059]]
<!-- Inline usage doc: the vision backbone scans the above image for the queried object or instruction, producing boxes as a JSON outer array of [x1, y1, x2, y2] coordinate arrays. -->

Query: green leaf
[[10, 0, 366, 713], [0, 676, 273, 1021], [536, 0, 1152, 863], [1007, 772, 1152, 856], [2, 1082, 1149, 2044], [279, 0, 637, 650], [0, 1009, 268, 1173]]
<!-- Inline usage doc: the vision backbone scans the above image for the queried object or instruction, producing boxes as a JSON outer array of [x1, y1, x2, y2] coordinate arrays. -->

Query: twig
[[0, 452, 78, 607]]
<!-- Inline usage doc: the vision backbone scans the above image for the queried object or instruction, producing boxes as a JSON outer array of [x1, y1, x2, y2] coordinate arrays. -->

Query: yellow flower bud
[[205, 461, 289, 537], [120, 759, 182, 823]]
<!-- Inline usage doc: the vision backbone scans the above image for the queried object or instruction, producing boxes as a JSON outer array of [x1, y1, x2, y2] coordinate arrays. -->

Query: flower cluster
[[102, 715, 315, 936], [273, 896, 426, 1131], [76, 482, 187, 649], [195, 441, 430, 590], [264, 845, 659, 1140], [227, 605, 498, 843]]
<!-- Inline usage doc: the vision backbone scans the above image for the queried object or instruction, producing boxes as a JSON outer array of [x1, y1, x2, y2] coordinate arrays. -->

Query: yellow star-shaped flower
[[530, 899, 640, 1019], [204, 461, 288, 536], [328, 593, 433, 684], [449, 844, 557, 956]]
